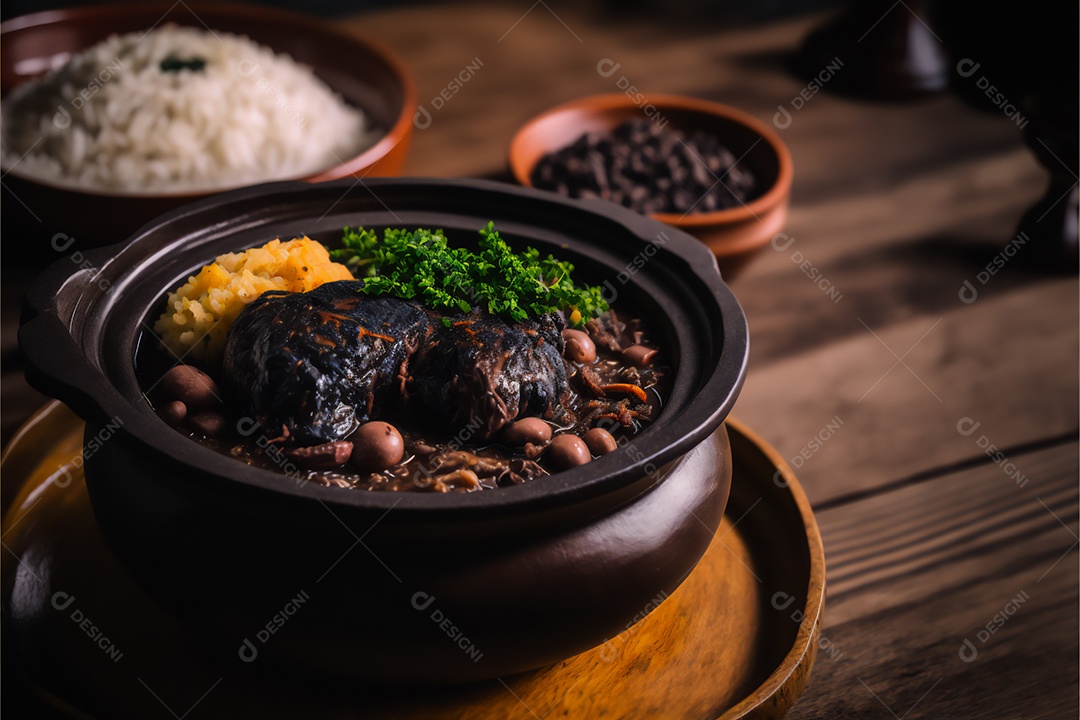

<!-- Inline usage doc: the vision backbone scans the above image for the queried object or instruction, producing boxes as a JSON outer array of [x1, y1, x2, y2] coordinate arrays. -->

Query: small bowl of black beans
[[510, 94, 793, 279]]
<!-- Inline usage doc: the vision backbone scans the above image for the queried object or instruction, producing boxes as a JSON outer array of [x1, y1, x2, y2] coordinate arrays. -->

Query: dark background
[[2, 0, 841, 23]]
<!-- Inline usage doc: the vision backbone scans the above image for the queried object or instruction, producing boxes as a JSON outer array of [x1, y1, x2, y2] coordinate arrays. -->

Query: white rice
[[0, 25, 374, 193]]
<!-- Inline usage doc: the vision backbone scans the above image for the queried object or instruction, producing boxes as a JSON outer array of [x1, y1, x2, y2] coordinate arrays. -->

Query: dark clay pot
[[18, 178, 748, 683]]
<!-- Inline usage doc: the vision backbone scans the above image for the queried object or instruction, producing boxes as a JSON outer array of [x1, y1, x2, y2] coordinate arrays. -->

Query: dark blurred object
[[1, 0, 414, 21], [791, 0, 948, 100], [935, 0, 1079, 272], [1014, 93, 1079, 272], [600, 0, 842, 23]]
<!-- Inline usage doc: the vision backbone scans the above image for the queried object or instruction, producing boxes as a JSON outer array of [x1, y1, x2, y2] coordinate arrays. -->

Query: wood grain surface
[[2, 3, 1076, 718], [0, 406, 821, 719]]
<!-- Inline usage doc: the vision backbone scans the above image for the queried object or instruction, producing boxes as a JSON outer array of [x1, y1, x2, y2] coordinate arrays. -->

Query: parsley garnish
[[329, 222, 608, 326]]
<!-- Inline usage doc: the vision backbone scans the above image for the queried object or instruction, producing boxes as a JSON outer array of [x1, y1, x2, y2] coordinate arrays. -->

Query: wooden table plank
[[733, 279, 1078, 503], [733, 146, 1047, 362], [342, 5, 1034, 194], [789, 441, 1078, 719]]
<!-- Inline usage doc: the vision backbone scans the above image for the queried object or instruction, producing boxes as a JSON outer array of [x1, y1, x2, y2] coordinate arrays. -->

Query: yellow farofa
[[153, 237, 353, 363]]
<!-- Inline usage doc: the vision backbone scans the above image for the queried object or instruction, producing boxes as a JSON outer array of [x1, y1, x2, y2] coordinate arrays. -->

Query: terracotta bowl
[[1, 3, 415, 248], [19, 177, 748, 684], [509, 94, 793, 279]]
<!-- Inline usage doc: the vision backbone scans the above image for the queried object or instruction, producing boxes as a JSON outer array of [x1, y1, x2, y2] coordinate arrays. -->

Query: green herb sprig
[[328, 222, 608, 326]]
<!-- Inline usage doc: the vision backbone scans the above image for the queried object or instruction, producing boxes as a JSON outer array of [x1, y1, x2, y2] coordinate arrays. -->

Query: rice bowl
[[0, 25, 376, 193]]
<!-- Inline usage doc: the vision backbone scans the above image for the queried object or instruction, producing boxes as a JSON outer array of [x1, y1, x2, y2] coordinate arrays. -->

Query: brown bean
[[285, 441, 353, 470], [622, 344, 658, 368], [161, 400, 187, 425], [188, 411, 227, 437], [562, 329, 597, 364], [546, 434, 592, 470], [350, 421, 405, 472], [502, 417, 553, 448], [583, 427, 618, 456], [161, 365, 221, 410]]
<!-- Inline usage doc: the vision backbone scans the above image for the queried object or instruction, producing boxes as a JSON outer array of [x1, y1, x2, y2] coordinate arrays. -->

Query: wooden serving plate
[[1, 402, 824, 719]]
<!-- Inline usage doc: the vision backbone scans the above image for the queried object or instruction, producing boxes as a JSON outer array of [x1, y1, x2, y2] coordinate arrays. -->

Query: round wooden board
[[1, 402, 824, 719]]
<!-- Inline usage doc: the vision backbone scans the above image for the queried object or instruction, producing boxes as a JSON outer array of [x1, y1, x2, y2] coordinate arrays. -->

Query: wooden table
[[2, 4, 1076, 718]]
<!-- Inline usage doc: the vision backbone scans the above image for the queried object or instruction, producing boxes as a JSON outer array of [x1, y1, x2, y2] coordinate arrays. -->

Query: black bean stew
[[531, 118, 758, 215], [138, 283, 669, 493]]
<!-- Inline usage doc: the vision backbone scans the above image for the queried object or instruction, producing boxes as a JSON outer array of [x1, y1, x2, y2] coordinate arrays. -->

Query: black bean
[[691, 161, 712, 186], [672, 189, 695, 211], [530, 118, 757, 216]]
